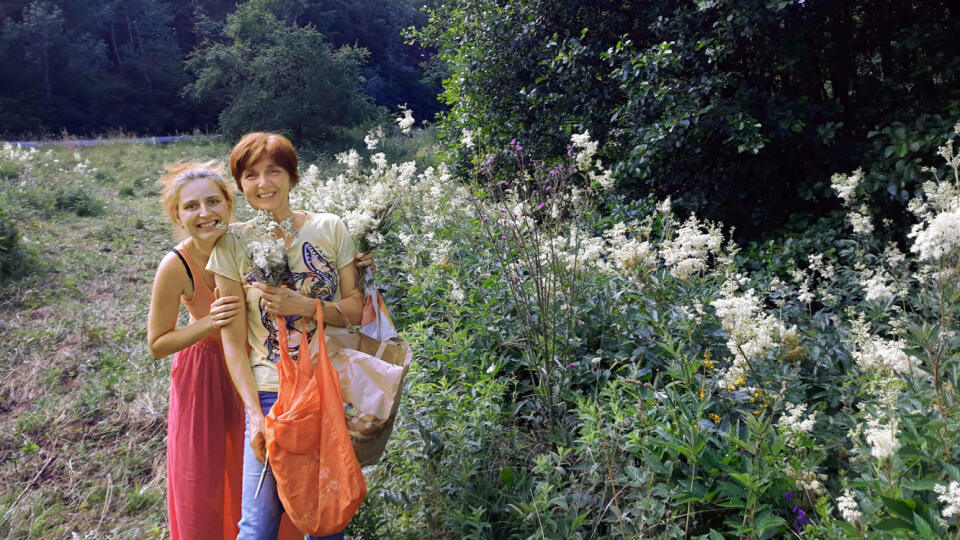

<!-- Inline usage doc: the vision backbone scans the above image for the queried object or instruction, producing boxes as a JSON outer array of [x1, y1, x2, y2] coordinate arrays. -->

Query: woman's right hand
[[248, 412, 267, 464], [209, 287, 243, 329]]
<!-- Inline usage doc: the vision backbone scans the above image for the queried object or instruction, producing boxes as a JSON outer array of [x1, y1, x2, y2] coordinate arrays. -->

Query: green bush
[[55, 186, 105, 217], [0, 205, 26, 280], [0, 160, 22, 180], [340, 123, 960, 537], [414, 0, 960, 233]]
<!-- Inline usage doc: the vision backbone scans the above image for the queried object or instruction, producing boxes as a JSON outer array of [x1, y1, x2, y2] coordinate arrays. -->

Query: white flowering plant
[[341, 123, 960, 539], [231, 209, 295, 287]]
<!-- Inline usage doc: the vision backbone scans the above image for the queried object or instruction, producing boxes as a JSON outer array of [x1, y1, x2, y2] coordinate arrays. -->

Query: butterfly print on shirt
[[246, 241, 340, 363]]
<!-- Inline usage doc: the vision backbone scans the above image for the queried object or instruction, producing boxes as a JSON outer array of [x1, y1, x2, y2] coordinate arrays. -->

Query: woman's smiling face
[[240, 157, 293, 216], [176, 177, 230, 241]]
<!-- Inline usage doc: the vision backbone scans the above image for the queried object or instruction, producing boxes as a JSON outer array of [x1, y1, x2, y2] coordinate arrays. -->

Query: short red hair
[[229, 132, 300, 191]]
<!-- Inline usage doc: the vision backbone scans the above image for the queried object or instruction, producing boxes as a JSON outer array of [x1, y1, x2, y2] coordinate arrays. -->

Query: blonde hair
[[157, 161, 235, 239]]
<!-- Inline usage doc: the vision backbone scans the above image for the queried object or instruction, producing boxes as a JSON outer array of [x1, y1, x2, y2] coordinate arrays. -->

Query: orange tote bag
[[265, 303, 367, 536]]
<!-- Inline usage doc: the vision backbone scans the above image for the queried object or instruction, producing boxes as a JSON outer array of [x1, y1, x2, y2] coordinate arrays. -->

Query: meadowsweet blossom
[[448, 280, 466, 303], [831, 168, 864, 204], [848, 206, 874, 235], [660, 215, 723, 280], [364, 127, 383, 150], [784, 465, 826, 495], [293, 141, 453, 250], [336, 149, 361, 170], [837, 490, 862, 523], [776, 402, 816, 435], [432, 239, 453, 266], [396, 107, 415, 133], [934, 482, 960, 519], [712, 286, 796, 390], [588, 167, 615, 191], [656, 197, 672, 217], [806, 253, 836, 280], [603, 222, 655, 274], [864, 415, 900, 459], [370, 152, 387, 171], [909, 209, 960, 261], [0, 143, 38, 163], [938, 134, 960, 171], [461, 129, 475, 148], [569, 234, 606, 272], [570, 131, 598, 172], [230, 210, 296, 286], [861, 272, 895, 304], [797, 281, 814, 304], [73, 161, 95, 176], [910, 181, 960, 220], [883, 243, 907, 268], [250, 237, 287, 272], [853, 336, 922, 375]]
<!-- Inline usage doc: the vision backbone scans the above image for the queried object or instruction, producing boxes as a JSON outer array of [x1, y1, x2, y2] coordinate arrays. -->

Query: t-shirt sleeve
[[207, 230, 244, 282], [333, 216, 358, 270]]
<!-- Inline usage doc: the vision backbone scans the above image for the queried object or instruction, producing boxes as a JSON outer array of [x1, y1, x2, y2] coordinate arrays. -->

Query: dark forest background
[[1, 0, 959, 231], [0, 0, 441, 141]]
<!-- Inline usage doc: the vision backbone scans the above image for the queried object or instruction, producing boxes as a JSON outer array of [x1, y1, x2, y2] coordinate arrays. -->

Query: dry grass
[[0, 139, 227, 538]]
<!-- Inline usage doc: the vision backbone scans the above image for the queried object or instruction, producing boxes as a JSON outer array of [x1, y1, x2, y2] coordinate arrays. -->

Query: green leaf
[[873, 517, 914, 532], [913, 513, 935, 540], [754, 512, 787, 538], [881, 496, 916, 522], [730, 472, 755, 490], [902, 479, 938, 491]]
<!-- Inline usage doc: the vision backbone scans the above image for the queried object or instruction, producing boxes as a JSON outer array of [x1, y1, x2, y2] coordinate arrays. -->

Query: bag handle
[[363, 267, 390, 341], [274, 313, 309, 392]]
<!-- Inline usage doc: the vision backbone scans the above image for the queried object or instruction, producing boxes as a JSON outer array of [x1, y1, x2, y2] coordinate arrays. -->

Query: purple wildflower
[[792, 506, 807, 531]]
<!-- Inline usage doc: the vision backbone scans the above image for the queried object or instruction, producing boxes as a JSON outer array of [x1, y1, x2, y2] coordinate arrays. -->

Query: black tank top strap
[[173, 249, 194, 286]]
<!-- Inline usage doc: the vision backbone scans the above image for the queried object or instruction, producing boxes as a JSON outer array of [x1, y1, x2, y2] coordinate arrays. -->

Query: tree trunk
[[110, 21, 123, 66]]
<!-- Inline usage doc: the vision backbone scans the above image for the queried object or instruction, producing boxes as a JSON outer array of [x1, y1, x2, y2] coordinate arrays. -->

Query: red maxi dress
[[167, 245, 244, 539]]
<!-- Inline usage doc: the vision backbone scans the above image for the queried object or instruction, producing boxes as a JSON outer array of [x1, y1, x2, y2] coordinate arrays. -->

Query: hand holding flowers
[[252, 250, 374, 319], [251, 281, 317, 318]]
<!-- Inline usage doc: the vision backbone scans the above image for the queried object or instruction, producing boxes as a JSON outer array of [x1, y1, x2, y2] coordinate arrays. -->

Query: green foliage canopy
[[184, 0, 376, 143], [0, 0, 437, 138], [414, 0, 960, 233]]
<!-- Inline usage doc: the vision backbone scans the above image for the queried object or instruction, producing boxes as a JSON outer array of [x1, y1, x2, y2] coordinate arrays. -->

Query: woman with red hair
[[209, 133, 368, 539]]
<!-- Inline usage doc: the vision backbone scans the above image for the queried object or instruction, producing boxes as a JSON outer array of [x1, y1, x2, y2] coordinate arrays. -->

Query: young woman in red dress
[[147, 163, 318, 539]]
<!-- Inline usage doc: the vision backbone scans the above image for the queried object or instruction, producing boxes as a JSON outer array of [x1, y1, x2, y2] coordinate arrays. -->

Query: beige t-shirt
[[208, 212, 356, 392]]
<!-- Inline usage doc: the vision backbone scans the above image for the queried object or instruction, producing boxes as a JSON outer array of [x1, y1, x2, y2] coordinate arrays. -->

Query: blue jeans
[[239, 392, 345, 540]]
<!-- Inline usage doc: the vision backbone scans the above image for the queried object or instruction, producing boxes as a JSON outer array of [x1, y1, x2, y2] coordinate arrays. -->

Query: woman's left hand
[[252, 282, 314, 317], [354, 252, 375, 275]]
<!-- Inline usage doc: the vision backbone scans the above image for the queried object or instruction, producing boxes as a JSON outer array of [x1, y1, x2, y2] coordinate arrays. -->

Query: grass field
[[0, 139, 233, 538]]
